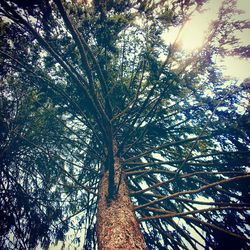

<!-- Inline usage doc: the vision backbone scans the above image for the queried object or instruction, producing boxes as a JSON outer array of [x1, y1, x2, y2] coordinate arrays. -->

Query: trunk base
[[97, 157, 146, 250]]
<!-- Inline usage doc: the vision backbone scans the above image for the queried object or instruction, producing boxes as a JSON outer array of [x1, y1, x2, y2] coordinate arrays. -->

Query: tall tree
[[0, 0, 249, 249]]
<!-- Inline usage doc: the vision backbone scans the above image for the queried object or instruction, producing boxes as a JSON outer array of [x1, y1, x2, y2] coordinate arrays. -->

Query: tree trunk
[[97, 155, 146, 250]]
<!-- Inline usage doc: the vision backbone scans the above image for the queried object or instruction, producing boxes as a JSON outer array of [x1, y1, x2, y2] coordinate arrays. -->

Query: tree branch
[[134, 174, 250, 210]]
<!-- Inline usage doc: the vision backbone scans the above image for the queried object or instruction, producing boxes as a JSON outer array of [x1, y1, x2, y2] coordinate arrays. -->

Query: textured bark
[[97, 156, 146, 250]]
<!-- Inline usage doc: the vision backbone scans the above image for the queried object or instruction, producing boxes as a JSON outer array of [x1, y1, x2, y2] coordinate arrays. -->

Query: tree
[[0, 0, 249, 249]]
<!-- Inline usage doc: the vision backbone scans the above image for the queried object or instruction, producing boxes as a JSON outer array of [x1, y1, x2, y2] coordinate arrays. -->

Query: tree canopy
[[0, 0, 250, 249]]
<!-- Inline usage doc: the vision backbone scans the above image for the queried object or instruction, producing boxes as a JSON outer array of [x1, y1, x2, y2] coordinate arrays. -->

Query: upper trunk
[[96, 155, 146, 250]]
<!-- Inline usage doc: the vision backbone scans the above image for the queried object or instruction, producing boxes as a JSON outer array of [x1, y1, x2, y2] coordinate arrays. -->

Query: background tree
[[0, 0, 249, 249]]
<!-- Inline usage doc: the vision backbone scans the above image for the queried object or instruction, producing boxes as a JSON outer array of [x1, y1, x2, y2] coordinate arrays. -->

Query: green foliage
[[0, 0, 249, 249]]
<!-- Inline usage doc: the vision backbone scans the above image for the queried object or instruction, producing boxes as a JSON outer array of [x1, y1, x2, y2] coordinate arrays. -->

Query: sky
[[162, 0, 250, 80]]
